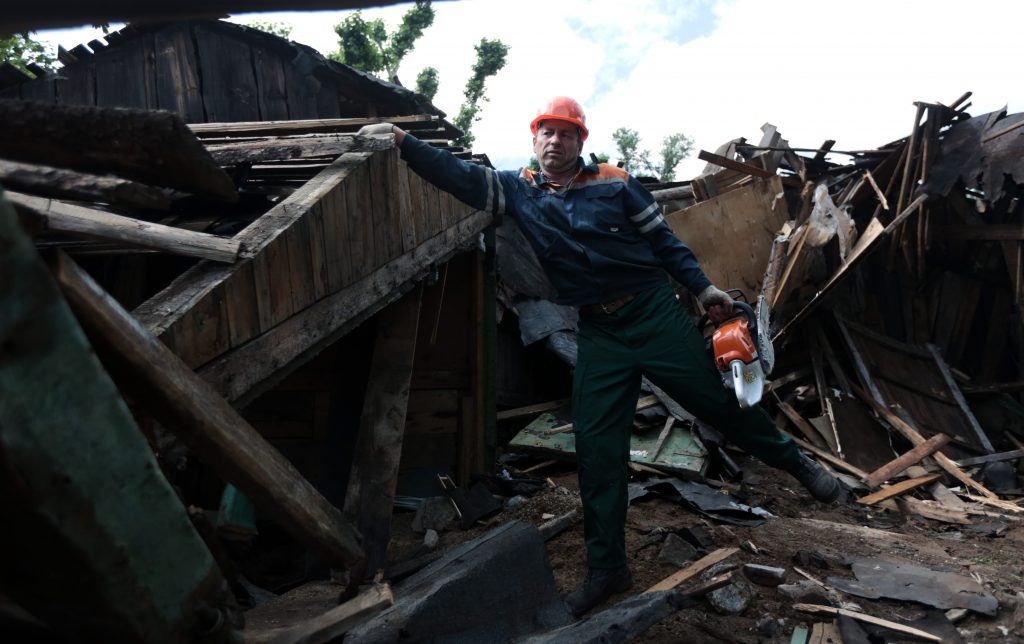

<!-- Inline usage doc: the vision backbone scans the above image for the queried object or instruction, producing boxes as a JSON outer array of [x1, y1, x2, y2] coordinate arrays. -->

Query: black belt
[[579, 293, 637, 316]]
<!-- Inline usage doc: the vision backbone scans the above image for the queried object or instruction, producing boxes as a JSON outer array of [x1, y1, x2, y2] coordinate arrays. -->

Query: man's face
[[533, 120, 583, 177]]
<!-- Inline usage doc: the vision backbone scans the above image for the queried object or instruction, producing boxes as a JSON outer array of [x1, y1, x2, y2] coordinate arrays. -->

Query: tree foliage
[[329, 1, 508, 151], [414, 66, 439, 101], [330, 0, 434, 84], [245, 20, 293, 40], [611, 127, 693, 182], [0, 32, 55, 76], [452, 38, 509, 148]]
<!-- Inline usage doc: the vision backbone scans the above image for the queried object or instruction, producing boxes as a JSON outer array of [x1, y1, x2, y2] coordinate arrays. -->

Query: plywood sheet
[[664, 175, 787, 299]]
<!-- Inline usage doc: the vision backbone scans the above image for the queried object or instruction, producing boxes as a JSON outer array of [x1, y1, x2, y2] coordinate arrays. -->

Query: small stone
[[755, 615, 784, 637], [678, 525, 714, 550], [423, 529, 439, 550], [701, 562, 751, 616], [541, 513, 555, 520], [412, 496, 456, 533], [776, 580, 831, 605], [742, 563, 787, 587], [945, 608, 969, 623], [792, 550, 831, 569], [659, 533, 698, 567], [505, 495, 527, 509]]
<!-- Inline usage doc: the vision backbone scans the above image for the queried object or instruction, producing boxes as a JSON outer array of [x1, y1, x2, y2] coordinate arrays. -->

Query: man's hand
[[698, 285, 734, 323], [357, 122, 394, 135]]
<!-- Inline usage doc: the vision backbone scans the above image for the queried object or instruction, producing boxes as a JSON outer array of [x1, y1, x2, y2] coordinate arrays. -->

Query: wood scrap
[[792, 605, 941, 642], [0, 158, 172, 210], [497, 399, 570, 421], [855, 473, 942, 506], [851, 383, 999, 500], [9, 191, 240, 263], [0, 99, 237, 201], [864, 433, 951, 488], [249, 582, 393, 644], [50, 251, 365, 571], [644, 547, 739, 594]]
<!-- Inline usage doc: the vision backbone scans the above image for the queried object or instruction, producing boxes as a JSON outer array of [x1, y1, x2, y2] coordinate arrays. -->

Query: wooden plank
[[8, 191, 239, 262], [0, 201, 238, 643], [51, 252, 365, 571], [193, 27, 260, 122], [663, 176, 787, 298], [864, 432, 951, 488], [781, 431, 871, 480], [394, 152, 417, 253], [307, 198, 330, 300], [55, 59, 96, 107], [793, 605, 941, 642], [934, 224, 1024, 241], [247, 582, 392, 644], [93, 38, 149, 109], [251, 251, 276, 332], [697, 150, 774, 178], [285, 215, 316, 314], [189, 115, 439, 137], [198, 209, 493, 404], [775, 398, 830, 451], [346, 161, 375, 281], [856, 473, 942, 506], [0, 159, 170, 210], [153, 24, 204, 121], [496, 399, 569, 421], [0, 99, 236, 201], [344, 287, 422, 575], [955, 449, 1024, 468], [319, 182, 351, 293], [850, 383, 999, 499], [223, 260, 261, 347], [205, 133, 392, 166], [251, 45, 289, 122], [644, 547, 739, 594], [926, 344, 994, 453]]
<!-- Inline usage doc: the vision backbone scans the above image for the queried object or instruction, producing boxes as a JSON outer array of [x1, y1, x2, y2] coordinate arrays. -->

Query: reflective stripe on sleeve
[[629, 201, 658, 223], [638, 213, 665, 234]]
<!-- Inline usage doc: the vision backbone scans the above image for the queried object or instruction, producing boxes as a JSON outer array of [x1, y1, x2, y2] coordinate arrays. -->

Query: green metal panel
[[0, 191, 242, 643], [508, 412, 708, 480]]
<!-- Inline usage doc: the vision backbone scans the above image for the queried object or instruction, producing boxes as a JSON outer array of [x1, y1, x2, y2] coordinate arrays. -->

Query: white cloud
[[34, 0, 1024, 178]]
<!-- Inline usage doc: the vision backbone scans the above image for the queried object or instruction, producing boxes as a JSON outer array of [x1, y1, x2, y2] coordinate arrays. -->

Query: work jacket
[[399, 134, 712, 307]]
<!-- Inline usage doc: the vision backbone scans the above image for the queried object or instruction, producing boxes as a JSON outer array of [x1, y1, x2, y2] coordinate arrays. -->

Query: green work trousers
[[572, 283, 800, 569]]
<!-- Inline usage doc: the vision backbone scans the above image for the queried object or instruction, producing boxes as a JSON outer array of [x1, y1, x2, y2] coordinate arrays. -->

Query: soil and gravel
[[379, 454, 1024, 643]]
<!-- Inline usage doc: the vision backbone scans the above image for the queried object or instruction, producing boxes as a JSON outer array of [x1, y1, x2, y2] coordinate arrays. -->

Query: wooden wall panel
[[317, 183, 351, 294], [153, 24, 205, 121], [94, 40, 150, 109], [252, 45, 289, 121], [284, 215, 316, 314], [223, 261, 261, 347], [55, 60, 96, 106], [283, 65, 319, 120], [193, 28, 260, 122], [344, 162, 374, 282]]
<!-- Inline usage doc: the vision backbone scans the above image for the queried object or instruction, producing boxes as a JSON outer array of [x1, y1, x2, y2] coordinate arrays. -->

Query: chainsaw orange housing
[[711, 317, 759, 372]]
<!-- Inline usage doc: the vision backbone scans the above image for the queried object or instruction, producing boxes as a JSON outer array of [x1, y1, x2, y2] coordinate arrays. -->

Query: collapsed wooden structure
[[3, 9, 1024, 640]]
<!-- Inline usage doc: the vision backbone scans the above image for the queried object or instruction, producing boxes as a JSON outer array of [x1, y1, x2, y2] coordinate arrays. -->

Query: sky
[[35, 0, 1024, 178]]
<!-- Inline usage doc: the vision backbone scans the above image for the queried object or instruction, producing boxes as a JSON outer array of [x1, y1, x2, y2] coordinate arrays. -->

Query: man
[[360, 96, 840, 617]]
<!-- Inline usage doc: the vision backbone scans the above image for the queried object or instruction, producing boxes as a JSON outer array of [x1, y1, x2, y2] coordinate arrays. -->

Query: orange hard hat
[[530, 96, 589, 141]]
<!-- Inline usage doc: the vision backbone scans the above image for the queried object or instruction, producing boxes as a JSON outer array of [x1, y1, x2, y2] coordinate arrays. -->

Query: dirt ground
[[379, 454, 1024, 643]]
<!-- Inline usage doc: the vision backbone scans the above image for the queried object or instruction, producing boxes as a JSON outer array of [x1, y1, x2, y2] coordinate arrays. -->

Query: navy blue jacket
[[399, 134, 711, 306]]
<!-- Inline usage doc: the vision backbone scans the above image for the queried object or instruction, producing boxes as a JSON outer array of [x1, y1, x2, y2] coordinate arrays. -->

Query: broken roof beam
[[0, 159, 172, 210], [9, 191, 239, 263], [0, 99, 237, 202], [205, 133, 393, 166], [134, 144, 488, 402], [52, 251, 365, 572], [190, 114, 447, 138], [0, 199, 241, 642]]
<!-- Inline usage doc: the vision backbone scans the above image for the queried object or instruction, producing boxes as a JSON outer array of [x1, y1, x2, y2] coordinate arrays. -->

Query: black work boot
[[565, 565, 633, 618], [787, 452, 841, 503]]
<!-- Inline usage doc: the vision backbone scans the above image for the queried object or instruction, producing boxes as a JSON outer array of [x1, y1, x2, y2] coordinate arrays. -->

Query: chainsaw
[[698, 295, 775, 408]]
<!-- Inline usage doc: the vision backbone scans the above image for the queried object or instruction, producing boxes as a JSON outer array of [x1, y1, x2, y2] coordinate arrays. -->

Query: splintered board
[[509, 412, 708, 480]]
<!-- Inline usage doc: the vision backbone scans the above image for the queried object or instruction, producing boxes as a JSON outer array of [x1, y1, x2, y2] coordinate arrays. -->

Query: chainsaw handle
[[697, 300, 757, 338]]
